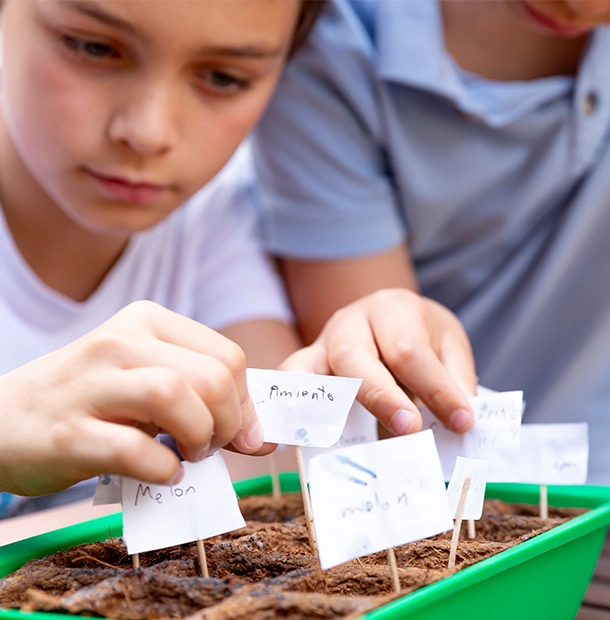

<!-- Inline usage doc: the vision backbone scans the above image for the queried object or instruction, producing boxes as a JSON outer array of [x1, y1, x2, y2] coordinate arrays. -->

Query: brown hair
[[291, 1, 326, 55]]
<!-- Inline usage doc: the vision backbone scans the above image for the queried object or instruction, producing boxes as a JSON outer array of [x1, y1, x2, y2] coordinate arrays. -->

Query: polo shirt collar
[[373, 0, 610, 127]]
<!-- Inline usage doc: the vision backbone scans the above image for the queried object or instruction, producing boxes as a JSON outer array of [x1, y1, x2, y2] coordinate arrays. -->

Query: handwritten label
[[420, 391, 523, 483], [302, 401, 378, 482], [121, 452, 245, 555], [247, 369, 362, 447], [446, 457, 488, 520], [93, 474, 122, 506], [309, 430, 454, 570], [519, 423, 588, 485]]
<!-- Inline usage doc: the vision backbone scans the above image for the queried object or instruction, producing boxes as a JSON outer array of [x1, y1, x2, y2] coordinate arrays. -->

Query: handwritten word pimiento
[[247, 368, 361, 447], [268, 384, 334, 401]]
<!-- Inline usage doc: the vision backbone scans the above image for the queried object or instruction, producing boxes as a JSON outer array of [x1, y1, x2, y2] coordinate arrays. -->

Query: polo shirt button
[[583, 92, 598, 116]]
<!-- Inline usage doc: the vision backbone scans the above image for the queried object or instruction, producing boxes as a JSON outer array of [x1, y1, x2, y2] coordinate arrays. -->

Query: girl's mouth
[[86, 169, 170, 205]]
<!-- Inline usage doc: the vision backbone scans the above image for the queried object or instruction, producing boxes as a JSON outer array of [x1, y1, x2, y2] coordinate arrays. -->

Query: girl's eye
[[201, 70, 250, 93], [62, 36, 118, 60]]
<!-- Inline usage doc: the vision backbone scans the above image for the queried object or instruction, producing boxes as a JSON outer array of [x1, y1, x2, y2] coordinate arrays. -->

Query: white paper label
[[121, 453, 245, 555], [421, 391, 523, 482], [519, 423, 588, 485], [309, 430, 454, 570], [247, 368, 362, 447], [446, 457, 488, 520]]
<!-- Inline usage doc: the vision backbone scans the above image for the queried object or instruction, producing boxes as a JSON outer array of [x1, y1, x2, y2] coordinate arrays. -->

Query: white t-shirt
[[0, 149, 291, 517]]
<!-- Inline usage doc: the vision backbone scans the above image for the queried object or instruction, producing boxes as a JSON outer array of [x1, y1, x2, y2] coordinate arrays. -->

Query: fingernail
[[168, 464, 184, 486], [450, 409, 473, 433], [195, 443, 211, 462], [390, 409, 416, 435], [245, 422, 264, 449]]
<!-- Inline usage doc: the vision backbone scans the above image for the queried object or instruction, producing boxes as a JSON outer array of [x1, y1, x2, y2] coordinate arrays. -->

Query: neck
[[441, 0, 588, 81], [0, 118, 128, 302]]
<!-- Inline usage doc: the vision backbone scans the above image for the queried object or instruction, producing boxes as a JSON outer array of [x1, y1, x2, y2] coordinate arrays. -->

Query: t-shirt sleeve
[[252, 0, 406, 260], [188, 148, 293, 332]]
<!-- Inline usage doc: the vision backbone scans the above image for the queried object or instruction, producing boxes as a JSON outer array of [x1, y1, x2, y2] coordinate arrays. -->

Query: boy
[[254, 0, 610, 483], [0, 0, 322, 515]]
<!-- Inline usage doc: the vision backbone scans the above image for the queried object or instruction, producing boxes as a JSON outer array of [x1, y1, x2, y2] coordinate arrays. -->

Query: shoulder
[[275, 0, 382, 128]]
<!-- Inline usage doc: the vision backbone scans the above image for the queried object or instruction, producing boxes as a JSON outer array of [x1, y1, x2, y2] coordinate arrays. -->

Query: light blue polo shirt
[[253, 0, 610, 483]]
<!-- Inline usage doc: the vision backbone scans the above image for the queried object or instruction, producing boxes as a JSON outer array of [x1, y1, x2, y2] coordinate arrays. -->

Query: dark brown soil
[[0, 494, 584, 619]]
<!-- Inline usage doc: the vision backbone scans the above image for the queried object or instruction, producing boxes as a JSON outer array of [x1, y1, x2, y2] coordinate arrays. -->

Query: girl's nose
[[108, 85, 177, 156], [565, 0, 610, 15]]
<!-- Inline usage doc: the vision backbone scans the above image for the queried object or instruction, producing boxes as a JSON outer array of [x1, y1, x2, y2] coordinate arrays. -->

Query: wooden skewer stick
[[268, 452, 281, 499], [448, 476, 471, 569], [467, 519, 476, 540], [386, 547, 401, 593], [295, 445, 318, 556], [197, 539, 209, 578], [132, 554, 140, 569], [540, 484, 549, 519]]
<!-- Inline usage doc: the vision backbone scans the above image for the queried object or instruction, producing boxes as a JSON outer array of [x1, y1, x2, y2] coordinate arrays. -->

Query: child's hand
[[0, 301, 266, 497], [280, 289, 477, 437]]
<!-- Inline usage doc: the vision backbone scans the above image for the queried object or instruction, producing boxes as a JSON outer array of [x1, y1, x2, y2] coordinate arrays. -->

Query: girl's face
[[0, 0, 300, 235], [506, 0, 610, 37]]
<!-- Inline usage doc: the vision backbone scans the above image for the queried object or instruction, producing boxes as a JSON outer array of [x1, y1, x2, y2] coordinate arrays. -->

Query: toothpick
[[386, 547, 401, 593], [268, 452, 281, 499], [540, 483, 548, 519], [467, 519, 476, 540], [448, 476, 471, 569], [132, 554, 140, 569], [295, 445, 318, 556], [197, 539, 209, 578]]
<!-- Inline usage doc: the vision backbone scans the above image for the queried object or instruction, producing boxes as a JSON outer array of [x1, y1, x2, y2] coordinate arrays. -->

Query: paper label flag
[[446, 457, 488, 520], [302, 401, 378, 482], [93, 474, 122, 506], [309, 430, 454, 570], [247, 368, 362, 447], [421, 391, 523, 482], [519, 423, 588, 485], [122, 452, 245, 555]]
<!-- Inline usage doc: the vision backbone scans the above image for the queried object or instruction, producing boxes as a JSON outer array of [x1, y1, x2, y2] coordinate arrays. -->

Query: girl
[[0, 0, 322, 513]]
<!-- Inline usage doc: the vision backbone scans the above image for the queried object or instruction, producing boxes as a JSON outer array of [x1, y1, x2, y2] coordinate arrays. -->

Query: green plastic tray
[[1, 474, 609, 620]]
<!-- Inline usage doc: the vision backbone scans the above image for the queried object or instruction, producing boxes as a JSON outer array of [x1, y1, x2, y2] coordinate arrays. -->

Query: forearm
[[280, 243, 418, 344]]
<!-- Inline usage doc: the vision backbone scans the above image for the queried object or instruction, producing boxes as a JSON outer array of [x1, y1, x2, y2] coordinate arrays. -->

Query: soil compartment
[[1, 475, 610, 620]]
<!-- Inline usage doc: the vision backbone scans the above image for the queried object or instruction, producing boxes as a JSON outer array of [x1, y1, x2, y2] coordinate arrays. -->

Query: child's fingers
[[100, 337, 250, 453], [146, 342, 260, 455], [114, 301, 253, 422], [439, 331, 478, 400], [90, 367, 215, 462], [320, 311, 423, 435], [228, 396, 265, 455], [101, 302, 256, 449], [73, 417, 184, 486], [369, 301, 474, 432]]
